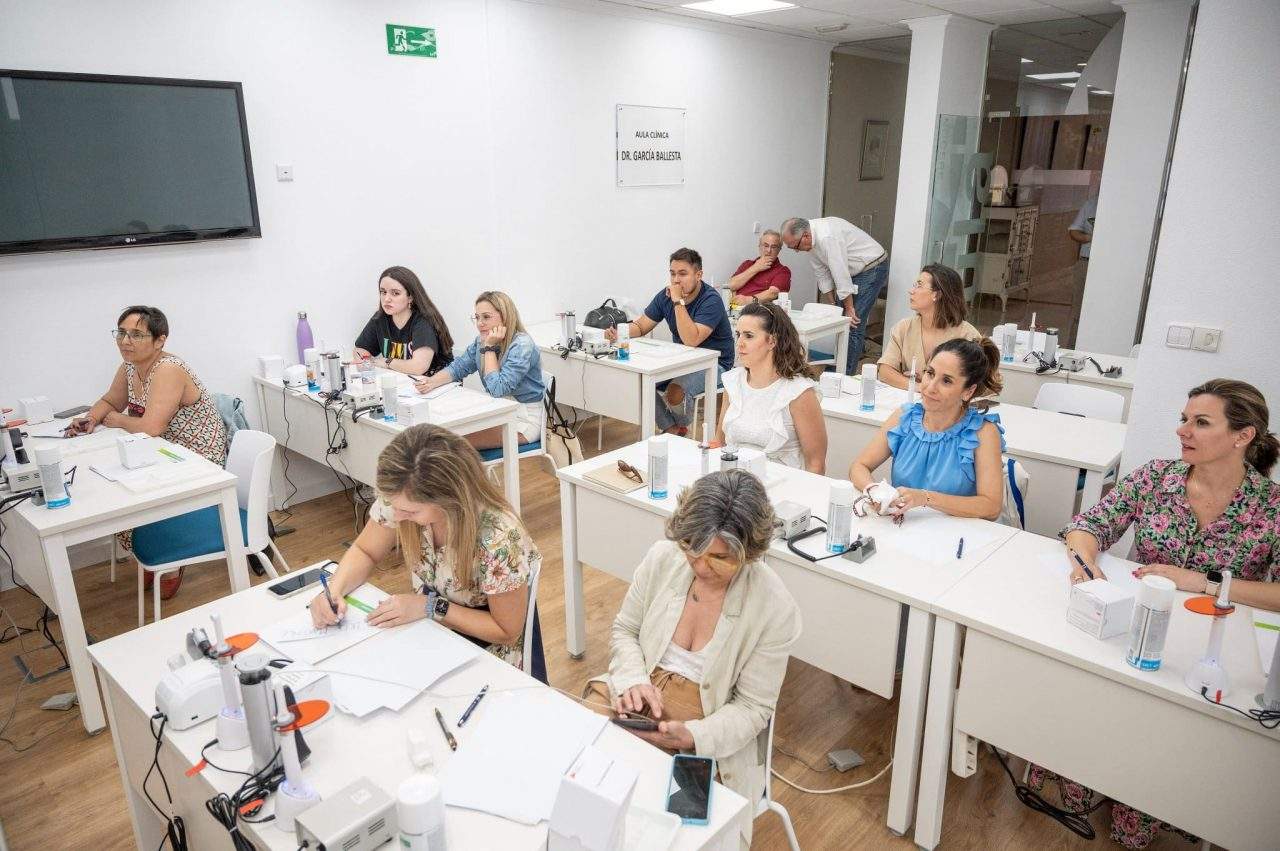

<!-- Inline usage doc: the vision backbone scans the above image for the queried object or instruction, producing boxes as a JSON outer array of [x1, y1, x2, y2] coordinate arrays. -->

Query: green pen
[[157, 447, 184, 462], [344, 595, 373, 614]]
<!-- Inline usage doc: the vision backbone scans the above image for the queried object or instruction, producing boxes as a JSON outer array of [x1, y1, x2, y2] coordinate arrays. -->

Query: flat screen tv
[[0, 70, 260, 255]]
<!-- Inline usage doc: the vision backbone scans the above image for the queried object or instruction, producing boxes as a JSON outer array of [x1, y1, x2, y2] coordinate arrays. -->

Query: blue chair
[[132, 430, 288, 624], [477, 371, 557, 477]]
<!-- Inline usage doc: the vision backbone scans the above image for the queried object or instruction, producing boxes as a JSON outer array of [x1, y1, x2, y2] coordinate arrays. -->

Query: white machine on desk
[[1, 416, 41, 494], [18, 395, 54, 424], [1184, 571, 1236, 700]]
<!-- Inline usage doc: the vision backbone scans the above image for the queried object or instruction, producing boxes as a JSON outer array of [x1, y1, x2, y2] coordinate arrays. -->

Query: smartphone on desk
[[666, 753, 715, 826], [267, 563, 334, 599]]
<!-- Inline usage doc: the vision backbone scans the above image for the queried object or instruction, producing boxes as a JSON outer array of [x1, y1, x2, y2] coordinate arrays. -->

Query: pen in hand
[[318, 572, 341, 620], [1068, 548, 1095, 580]]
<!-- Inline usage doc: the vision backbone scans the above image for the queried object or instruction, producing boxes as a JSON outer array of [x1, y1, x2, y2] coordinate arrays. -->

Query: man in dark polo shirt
[[606, 247, 733, 435], [726, 229, 791, 305]]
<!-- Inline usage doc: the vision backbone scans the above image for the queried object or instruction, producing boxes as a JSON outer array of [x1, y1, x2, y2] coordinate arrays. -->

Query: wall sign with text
[[616, 104, 686, 187]]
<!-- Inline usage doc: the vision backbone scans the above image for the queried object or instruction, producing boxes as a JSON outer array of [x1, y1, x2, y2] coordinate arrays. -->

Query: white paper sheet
[[1034, 551, 1139, 593], [1254, 610, 1280, 676], [881, 508, 1003, 567], [442, 689, 608, 824], [260, 585, 385, 665], [321, 618, 480, 717]]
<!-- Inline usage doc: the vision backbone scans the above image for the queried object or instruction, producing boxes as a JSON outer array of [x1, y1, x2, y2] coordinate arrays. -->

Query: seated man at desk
[[309, 424, 544, 679], [1033, 378, 1280, 848], [584, 470, 800, 847], [725, 230, 790, 306], [849, 338, 1006, 522], [606, 248, 734, 436]]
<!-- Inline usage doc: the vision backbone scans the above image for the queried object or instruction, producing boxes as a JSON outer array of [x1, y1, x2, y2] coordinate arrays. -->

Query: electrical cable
[[989, 744, 1104, 839], [274, 381, 299, 520], [144, 713, 189, 850], [770, 756, 893, 794], [1199, 685, 1280, 729], [772, 741, 833, 773], [1, 504, 40, 597]]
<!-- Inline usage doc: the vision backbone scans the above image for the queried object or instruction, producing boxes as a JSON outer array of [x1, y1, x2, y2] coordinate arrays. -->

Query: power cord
[[989, 744, 1104, 839], [1200, 685, 1280, 729], [145, 713, 189, 851]]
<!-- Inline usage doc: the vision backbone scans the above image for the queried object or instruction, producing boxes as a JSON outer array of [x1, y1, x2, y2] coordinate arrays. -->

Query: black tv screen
[[0, 70, 260, 255]]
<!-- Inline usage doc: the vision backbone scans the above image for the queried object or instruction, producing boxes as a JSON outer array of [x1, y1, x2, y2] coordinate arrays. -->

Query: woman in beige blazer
[[588, 470, 801, 846], [878, 263, 981, 390]]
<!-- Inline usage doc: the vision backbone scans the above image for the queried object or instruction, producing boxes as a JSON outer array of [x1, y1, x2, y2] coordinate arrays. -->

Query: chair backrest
[[522, 552, 543, 673], [801, 301, 842, 318], [1033, 382, 1124, 423], [224, 429, 277, 551], [999, 456, 1030, 529], [213, 393, 250, 441]]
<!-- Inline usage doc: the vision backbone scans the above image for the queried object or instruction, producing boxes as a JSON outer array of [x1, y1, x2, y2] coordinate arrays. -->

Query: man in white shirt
[[780, 216, 888, 374]]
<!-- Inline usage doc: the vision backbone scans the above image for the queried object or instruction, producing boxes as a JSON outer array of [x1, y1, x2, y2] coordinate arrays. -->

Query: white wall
[[0, 0, 830, 504], [1121, 0, 1279, 476], [1016, 82, 1071, 117], [1075, 0, 1193, 356]]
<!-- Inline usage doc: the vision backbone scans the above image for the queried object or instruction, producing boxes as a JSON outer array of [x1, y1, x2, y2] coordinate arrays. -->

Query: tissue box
[[18, 396, 53, 424], [1068, 579, 1134, 640], [257, 355, 284, 381], [117, 434, 158, 469], [819, 372, 843, 398], [398, 398, 431, 426], [549, 746, 638, 851], [738, 447, 767, 480]]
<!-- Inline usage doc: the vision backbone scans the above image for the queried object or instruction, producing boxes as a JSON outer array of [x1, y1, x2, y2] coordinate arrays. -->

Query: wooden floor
[[0, 419, 1187, 850]]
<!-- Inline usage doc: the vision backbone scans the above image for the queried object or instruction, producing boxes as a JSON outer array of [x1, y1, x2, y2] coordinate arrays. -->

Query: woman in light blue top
[[416, 290, 545, 450], [849, 337, 1006, 520]]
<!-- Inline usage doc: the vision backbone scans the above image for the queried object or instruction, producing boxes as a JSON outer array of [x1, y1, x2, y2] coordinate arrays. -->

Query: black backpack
[[583, 298, 628, 329]]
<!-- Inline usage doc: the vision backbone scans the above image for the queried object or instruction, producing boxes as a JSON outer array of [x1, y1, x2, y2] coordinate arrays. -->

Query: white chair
[[758, 716, 801, 851], [1033, 383, 1125, 423], [480, 371, 558, 478], [999, 455, 1031, 530], [1129, 343, 1141, 358], [521, 550, 543, 677], [132, 430, 288, 624]]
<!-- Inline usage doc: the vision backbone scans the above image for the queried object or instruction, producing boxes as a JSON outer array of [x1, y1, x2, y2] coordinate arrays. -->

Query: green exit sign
[[386, 24, 436, 58]]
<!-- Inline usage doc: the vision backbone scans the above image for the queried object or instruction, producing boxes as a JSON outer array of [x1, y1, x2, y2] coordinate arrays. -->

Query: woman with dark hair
[[850, 337, 1005, 520], [354, 266, 454, 376], [715, 302, 826, 473], [1029, 379, 1280, 847], [68, 305, 227, 599], [877, 264, 980, 390]]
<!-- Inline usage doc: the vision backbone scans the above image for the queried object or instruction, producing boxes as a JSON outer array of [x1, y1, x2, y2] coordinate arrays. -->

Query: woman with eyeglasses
[[877, 264, 981, 391], [584, 470, 801, 847], [716, 301, 826, 473], [415, 291, 545, 450], [68, 306, 227, 599]]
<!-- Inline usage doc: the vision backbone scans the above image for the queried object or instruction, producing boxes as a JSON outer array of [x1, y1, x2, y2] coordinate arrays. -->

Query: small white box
[[258, 355, 285, 381], [116, 434, 158, 469], [738, 447, 767, 480], [819, 372, 843, 399], [549, 745, 638, 851], [18, 396, 54, 424], [1068, 579, 1135, 640], [398, 398, 431, 426]]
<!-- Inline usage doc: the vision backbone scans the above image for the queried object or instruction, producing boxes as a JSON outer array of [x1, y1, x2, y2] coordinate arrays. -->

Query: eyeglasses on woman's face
[[111, 329, 153, 343]]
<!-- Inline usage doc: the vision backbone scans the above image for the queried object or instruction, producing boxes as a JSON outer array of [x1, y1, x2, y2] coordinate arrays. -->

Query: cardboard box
[[549, 745, 638, 851], [1068, 579, 1135, 640]]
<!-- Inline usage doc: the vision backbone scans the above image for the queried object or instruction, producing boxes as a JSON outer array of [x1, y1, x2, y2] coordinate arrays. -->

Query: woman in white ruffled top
[[715, 302, 827, 473]]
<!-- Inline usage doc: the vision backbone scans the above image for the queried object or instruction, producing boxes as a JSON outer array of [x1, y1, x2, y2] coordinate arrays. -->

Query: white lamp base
[[1185, 659, 1230, 700], [274, 780, 320, 833], [216, 708, 249, 751]]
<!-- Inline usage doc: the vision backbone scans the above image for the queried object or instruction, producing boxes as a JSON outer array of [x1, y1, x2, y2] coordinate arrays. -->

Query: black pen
[[458, 684, 489, 727], [956, 537, 965, 560], [1068, 548, 1095, 580], [435, 707, 458, 751]]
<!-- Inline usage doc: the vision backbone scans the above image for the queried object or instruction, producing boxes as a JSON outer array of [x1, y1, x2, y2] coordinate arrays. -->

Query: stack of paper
[[260, 586, 385, 665], [442, 689, 608, 824], [885, 509, 1003, 567]]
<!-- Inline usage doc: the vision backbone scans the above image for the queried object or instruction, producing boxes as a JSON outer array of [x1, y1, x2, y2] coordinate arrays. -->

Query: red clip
[[185, 759, 207, 777]]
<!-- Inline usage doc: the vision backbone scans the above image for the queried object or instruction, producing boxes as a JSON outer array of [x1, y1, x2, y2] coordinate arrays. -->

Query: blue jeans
[[843, 262, 889, 375], [655, 365, 725, 431]]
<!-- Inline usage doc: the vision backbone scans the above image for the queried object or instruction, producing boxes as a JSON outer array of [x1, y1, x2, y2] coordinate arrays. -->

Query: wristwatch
[[1204, 569, 1223, 596], [481, 344, 501, 356], [675, 297, 687, 307], [424, 590, 450, 621]]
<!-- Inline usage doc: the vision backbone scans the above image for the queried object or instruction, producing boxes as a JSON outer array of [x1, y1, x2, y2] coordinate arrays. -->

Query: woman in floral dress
[[309, 424, 543, 677], [1035, 378, 1280, 848]]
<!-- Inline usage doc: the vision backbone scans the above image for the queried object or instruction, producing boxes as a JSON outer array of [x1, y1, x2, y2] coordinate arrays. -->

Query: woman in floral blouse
[[309, 424, 543, 676], [1034, 378, 1280, 849]]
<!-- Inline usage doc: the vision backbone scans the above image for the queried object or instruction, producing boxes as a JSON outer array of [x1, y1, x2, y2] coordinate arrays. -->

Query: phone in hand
[[267, 564, 334, 599], [666, 754, 715, 825], [610, 714, 659, 732]]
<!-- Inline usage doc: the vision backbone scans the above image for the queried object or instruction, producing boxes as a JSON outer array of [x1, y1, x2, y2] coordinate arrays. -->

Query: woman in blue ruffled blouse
[[849, 338, 1006, 520]]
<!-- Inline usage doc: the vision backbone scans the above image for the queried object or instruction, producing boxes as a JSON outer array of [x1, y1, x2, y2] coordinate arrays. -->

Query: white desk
[[820, 388, 1127, 537], [88, 570, 748, 850], [556, 437, 1020, 835], [913, 531, 1280, 850], [254, 375, 524, 513], [5, 437, 246, 734], [997, 348, 1135, 420], [787, 310, 849, 371], [528, 321, 720, 440]]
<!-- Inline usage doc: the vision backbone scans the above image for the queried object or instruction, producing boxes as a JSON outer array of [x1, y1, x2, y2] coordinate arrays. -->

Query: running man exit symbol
[[386, 24, 436, 58]]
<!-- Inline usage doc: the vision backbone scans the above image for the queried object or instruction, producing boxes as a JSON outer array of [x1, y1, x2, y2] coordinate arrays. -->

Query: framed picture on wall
[[860, 120, 889, 181]]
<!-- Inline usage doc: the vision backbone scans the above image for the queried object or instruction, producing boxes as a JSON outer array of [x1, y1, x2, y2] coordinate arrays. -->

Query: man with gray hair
[[726, 229, 790, 305], [780, 216, 887, 374]]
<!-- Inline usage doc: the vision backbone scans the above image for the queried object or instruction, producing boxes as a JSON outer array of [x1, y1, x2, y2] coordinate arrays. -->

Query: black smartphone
[[267, 565, 333, 599], [666, 754, 715, 825], [611, 715, 659, 732]]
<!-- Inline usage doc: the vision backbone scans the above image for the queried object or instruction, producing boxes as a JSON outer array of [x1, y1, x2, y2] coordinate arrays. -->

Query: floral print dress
[[1035, 458, 1280, 848], [370, 498, 539, 671]]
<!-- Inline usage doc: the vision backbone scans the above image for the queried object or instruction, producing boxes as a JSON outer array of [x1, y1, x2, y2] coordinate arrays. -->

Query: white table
[[913, 531, 1280, 850], [997, 348, 1135, 420], [4, 435, 247, 734], [254, 375, 524, 513], [528, 321, 720, 440], [88, 569, 748, 850], [556, 437, 1020, 835], [787, 309, 849, 372], [820, 386, 1127, 537]]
